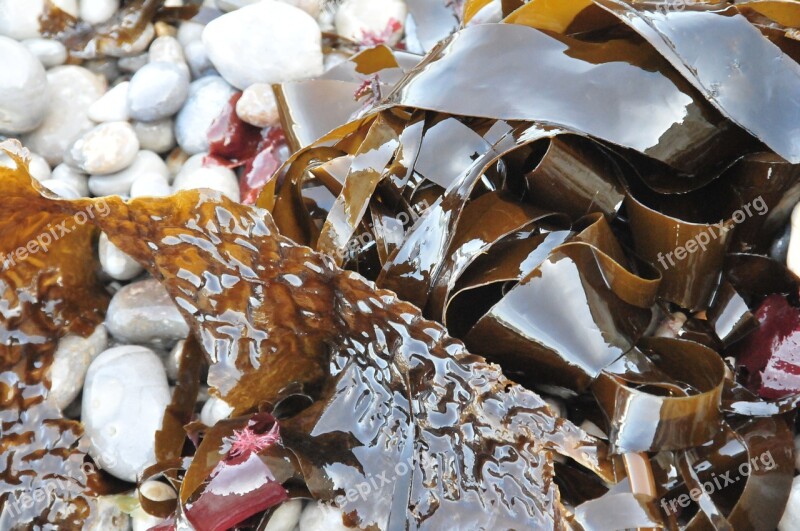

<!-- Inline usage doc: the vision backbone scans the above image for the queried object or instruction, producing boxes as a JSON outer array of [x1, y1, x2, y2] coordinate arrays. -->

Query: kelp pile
[[3, 0, 800, 529]]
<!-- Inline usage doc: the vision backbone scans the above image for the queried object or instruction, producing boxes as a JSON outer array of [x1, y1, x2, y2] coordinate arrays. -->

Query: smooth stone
[[118, 53, 149, 73], [177, 20, 205, 47], [200, 396, 234, 426], [51, 163, 89, 196], [787, 202, 800, 277], [89, 82, 131, 123], [771, 223, 792, 264], [202, 1, 323, 90], [105, 279, 190, 347], [27, 152, 51, 182], [279, 0, 322, 17], [82, 345, 171, 482], [131, 481, 176, 531], [265, 500, 304, 531], [80, 0, 120, 25], [88, 149, 168, 196], [83, 57, 121, 83], [0, 37, 48, 135], [778, 475, 800, 530], [133, 119, 176, 154], [165, 339, 185, 380], [236, 83, 280, 128], [23, 66, 107, 165], [104, 23, 155, 57], [335, 0, 407, 46], [0, 0, 44, 40], [148, 35, 186, 65], [173, 165, 240, 201], [39, 179, 81, 199], [174, 152, 208, 180], [184, 40, 216, 78], [130, 172, 172, 198], [21, 38, 68, 68], [67, 121, 140, 175], [128, 62, 190, 122], [166, 149, 191, 178], [175, 76, 236, 154], [48, 326, 108, 409], [99, 232, 144, 281], [298, 502, 349, 531]]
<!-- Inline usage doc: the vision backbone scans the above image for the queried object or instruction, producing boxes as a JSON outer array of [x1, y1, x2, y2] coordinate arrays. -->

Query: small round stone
[[130, 172, 172, 198], [67, 121, 140, 175], [39, 179, 81, 199], [173, 166, 240, 201], [51, 163, 90, 196], [27, 152, 51, 182], [236, 83, 280, 128], [200, 396, 234, 426], [80, 0, 120, 25], [299, 502, 350, 531], [335, 0, 407, 46], [21, 38, 68, 68], [48, 325, 108, 409], [175, 76, 237, 154], [184, 40, 216, 79], [89, 81, 131, 123], [88, 149, 169, 196], [99, 232, 144, 281], [22, 66, 107, 165], [105, 278, 190, 347], [82, 345, 171, 483], [0, 36, 48, 135], [177, 20, 205, 47], [265, 500, 304, 531], [0, 0, 45, 40], [131, 481, 176, 531], [128, 62, 190, 122], [117, 53, 149, 73], [148, 35, 185, 65], [133, 119, 176, 154], [202, 0, 324, 90]]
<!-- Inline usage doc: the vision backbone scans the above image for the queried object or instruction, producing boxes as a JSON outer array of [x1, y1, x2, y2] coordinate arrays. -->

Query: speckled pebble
[[67, 121, 140, 175]]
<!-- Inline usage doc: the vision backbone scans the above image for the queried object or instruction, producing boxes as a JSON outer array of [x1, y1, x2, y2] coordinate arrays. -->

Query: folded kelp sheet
[[4, 0, 800, 529]]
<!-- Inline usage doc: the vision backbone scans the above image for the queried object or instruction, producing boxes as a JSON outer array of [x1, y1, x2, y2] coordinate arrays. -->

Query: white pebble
[[165, 339, 184, 380], [184, 40, 215, 79], [67, 121, 140, 175], [0, 0, 44, 40], [118, 53, 149, 73], [21, 38, 68, 68], [89, 82, 131, 123], [334, 0, 407, 46], [0, 36, 48, 135], [200, 396, 234, 426], [177, 20, 205, 47], [80, 0, 121, 26], [27, 153, 51, 182], [82, 345, 171, 482], [51, 163, 89, 196], [130, 172, 172, 198], [128, 62, 190, 122], [105, 278, 190, 347], [48, 326, 108, 409], [236, 83, 280, 128], [88, 149, 168, 196], [299, 502, 350, 531], [202, 0, 324, 90], [265, 500, 304, 531], [133, 119, 176, 154], [148, 35, 186, 65], [175, 76, 236, 154], [278, 0, 322, 17], [173, 166, 240, 201], [23, 66, 107, 165], [99, 232, 144, 281], [39, 179, 81, 199]]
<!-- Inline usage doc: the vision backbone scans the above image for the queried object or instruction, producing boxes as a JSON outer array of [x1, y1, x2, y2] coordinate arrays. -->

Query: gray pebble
[[175, 75, 236, 154], [133, 119, 176, 154], [128, 62, 190, 122], [105, 278, 190, 347], [118, 53, 149, 73], [48, 325, 108, 409]]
